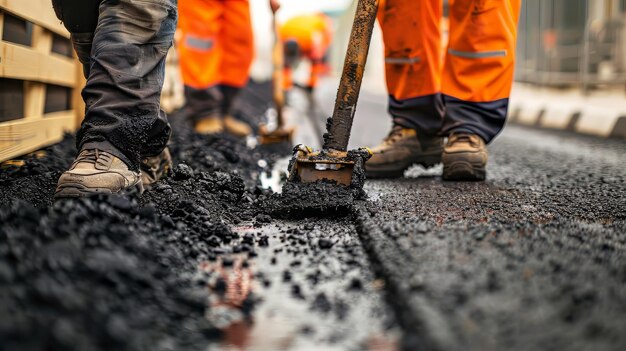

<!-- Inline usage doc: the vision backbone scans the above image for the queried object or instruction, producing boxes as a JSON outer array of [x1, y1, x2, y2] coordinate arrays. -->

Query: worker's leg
[[53, 0, 176, 197], [177, 0, 224, 121], [75, 0, 176, 169], [441, 0, 521, 143], [52, 0, 175, 168], [219, 0, 254, 136], [378, 0, 444, 135], [441, 0, 520, 181], [366, 0, 444, 179], [219, 0, 253, 112], [220, 0, 254, 86]]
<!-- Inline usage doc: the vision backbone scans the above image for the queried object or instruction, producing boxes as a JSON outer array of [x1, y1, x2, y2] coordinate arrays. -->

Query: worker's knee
[[90, 0, 176, 78], [97, 0, 177, 46]]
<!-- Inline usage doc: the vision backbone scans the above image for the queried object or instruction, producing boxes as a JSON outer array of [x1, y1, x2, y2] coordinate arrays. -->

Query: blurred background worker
[[280, 13, 333, 93], [177, 0, 280, 137], [367, 0, 521, 181], [52, 0, 176, 198]]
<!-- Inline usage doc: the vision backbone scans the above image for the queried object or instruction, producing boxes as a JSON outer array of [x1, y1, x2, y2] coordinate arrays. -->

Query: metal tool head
[[288, 145, 372, 187], [258, 124, 294, 145]]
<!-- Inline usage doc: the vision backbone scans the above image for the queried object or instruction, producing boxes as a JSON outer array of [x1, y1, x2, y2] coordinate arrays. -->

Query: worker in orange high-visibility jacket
[[177, 0, 280, 137], [279, 13, 333, 92], [366, 0, 521, 181]]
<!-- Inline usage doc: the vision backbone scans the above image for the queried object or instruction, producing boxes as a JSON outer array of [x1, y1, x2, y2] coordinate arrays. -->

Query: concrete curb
[[509, 90, 626, 139]]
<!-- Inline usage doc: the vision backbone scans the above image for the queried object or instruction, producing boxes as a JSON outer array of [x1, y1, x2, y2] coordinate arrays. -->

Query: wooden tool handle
[[323, 0, 379, 151], [272, 14, 285, 128]]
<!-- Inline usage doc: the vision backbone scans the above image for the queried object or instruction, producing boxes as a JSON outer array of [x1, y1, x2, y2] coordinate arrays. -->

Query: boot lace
[[73, 149, 112, 167]]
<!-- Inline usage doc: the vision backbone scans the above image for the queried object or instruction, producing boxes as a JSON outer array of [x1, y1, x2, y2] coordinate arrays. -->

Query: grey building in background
[[516, 0, 626, 91]]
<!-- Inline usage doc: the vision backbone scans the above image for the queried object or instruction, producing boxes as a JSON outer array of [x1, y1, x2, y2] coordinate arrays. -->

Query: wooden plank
[[22, 25, 53, 120], [0, 11, 4, 36], [0, 41, 76, 87], [0, 110, 74, 162], [0, 0, 68, 38], [23, 81, 45, 119], [32, 24, 53, 54]]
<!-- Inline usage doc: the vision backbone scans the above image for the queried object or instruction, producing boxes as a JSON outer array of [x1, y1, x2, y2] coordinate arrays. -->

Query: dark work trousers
[[51, 0, 177, 170], [389, 94, 509, 144], [182, 84, 241, 122]]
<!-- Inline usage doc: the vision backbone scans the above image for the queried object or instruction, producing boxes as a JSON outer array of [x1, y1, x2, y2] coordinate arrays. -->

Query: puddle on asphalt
[[202, 224, 399, 351], [200, 257, 299, 351]]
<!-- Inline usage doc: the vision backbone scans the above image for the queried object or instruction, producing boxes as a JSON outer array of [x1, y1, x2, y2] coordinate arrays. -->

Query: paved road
[[339, 89, 626, 350], [218, 84, 626, 350], [2, 80, 623, 351]]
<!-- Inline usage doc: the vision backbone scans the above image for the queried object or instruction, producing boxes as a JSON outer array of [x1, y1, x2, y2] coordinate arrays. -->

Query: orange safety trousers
[[177, 0, 253, 89], [378, 0, 521, 142]]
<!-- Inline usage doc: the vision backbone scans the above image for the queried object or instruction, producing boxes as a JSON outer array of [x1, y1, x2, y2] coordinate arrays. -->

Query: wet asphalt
[[1, 82, 625, 350], [357, 125, 626, 351], [253, 85, 626, 350], [335, 87, 626, 350]]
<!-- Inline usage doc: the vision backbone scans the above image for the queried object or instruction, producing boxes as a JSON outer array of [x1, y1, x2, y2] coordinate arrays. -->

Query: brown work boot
[[366, 125, 443, 179], [195, 116, 224, 134], [141, 147, 173, 186], [55, 149, 142, 198], [223, 115, 252, 137], [442, 133, 487, 181]]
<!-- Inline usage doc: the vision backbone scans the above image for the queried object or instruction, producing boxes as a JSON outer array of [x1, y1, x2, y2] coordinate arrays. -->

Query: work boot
[[195, 116, 224, 134], [442, 133, 487, 181], [366, 125, 443, 179], [55, 149, 142, 198], [223, 115, 252, 137], [141, 147, 173, 186]]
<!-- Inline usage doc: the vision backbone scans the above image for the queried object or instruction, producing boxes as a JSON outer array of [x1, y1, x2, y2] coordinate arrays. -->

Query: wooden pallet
[[0, 0, 84, 162]]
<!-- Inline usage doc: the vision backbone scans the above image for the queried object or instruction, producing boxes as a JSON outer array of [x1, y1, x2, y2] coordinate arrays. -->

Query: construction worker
[[52, 0, 176, 198], [367, 0, 521, 181], [177, 0, 280, 136], [280, 13, 333, 92]]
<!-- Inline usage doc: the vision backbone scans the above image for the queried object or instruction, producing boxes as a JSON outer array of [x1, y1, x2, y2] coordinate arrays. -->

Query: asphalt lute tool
[[287, 0, 378, 190]]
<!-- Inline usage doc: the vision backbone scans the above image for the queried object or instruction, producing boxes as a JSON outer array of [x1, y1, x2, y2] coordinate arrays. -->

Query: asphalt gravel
[[0, 82, 397, 351], [0, 80, 625, 351]]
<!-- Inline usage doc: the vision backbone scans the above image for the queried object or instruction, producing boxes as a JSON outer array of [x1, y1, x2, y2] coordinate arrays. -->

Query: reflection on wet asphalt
[[205, 222, 399, 351]]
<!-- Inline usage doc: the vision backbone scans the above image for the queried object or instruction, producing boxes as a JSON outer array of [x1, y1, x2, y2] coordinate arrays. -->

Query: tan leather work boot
[[55, 149, 142, 198], [366, 125, 443, 179], [195, 116, 224, 134], [141, 147, 173, 186], [223, 115, 252, 137], [442, 133, 487, 181]]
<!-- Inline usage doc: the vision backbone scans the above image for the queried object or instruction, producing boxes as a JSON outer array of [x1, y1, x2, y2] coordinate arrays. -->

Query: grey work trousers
[[52, 0, 177, 170]]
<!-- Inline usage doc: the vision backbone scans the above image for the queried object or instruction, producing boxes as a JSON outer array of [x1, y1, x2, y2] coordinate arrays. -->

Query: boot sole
[[442, 160, 486, 181], [55, 182, 144, 199], [366, 154, 442, 179]]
